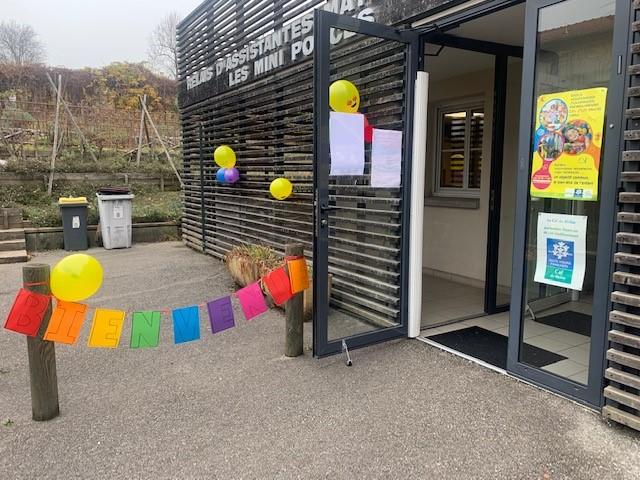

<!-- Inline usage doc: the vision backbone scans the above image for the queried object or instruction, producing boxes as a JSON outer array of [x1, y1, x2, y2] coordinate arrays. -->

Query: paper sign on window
[[534, 213, 587, 291], [329, 111, 365, 176], [370, 129, 403, 188]]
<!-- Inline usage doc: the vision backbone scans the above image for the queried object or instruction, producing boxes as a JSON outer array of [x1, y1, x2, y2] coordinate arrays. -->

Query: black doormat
[[427, 326, 567, 370], [535, 311, 591, 336]]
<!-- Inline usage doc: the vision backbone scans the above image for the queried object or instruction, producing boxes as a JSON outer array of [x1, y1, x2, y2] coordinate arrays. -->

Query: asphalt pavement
[[0, 242, 638, 479]]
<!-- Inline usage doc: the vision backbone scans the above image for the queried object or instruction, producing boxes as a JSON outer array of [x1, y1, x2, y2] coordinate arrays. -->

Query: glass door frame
[[312, 10, 420, 357], [506, 0, 630, 407]]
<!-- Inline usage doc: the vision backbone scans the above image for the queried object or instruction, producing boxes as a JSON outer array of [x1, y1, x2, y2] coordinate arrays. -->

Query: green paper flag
[[130, 311, 161, 348]]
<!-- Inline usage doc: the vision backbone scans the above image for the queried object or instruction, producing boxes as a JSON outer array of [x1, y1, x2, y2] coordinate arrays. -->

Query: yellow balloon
[[270, 178, 293, 200], [329, 79, 360, 113], [214, 145, 236, 168], [51, 254, 104, 302]]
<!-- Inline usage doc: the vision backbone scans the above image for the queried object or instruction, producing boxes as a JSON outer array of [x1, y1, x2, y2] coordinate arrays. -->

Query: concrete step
[[0, 249, 28, 264], [0, 238, 26, 251], [0, 228, 25, 241]]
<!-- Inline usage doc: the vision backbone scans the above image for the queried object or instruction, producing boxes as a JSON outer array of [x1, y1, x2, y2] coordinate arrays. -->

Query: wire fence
[[0, 100, 181, 159]]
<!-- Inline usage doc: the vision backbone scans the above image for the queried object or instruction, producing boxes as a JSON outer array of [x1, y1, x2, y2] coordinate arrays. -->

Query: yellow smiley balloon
[[329, 79, 360, 113], [214, 145, 237, 169], [50, 254, 104, 302]]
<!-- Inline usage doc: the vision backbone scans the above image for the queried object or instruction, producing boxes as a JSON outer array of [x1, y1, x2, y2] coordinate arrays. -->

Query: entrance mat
[[535, 310, 591, 336], [427, 326, 567, 369]]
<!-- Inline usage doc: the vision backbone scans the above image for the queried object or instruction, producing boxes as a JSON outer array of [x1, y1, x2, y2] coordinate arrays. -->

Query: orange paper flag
[[287, 258, 309, 294], [44, 300, 88, 344], [87, 308, 125, 348]]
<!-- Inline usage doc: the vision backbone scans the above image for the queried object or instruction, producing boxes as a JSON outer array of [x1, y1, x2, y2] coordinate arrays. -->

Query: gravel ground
[[0, 242, 638, 479]]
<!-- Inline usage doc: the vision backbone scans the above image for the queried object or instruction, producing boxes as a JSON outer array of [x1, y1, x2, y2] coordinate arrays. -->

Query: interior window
[[436, 103, 484, 194]]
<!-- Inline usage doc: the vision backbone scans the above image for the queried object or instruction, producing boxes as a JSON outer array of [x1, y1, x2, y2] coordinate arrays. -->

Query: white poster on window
[[370, 128, 403, 188], [534, 212, 587, 291], [329, 111, 364, 176]]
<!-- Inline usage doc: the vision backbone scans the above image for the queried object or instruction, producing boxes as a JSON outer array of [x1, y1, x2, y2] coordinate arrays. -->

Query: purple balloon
[[224, 167, 240, 184]]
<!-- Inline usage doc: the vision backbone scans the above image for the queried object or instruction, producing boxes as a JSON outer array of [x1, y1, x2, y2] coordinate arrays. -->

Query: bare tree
[[148, 12, 180, 79], [0, 21, 45, 66]]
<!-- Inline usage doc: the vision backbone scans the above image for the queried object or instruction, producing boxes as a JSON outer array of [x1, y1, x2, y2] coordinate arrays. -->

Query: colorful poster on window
[[534, 213, 587, 291], [530, 87, 607, 201]]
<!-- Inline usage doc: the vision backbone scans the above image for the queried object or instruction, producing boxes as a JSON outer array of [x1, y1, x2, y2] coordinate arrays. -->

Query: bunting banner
[[287, 258, 309, 294], [262, 267, 293, 306], [130, 311, 161, 348], [172, 306, 201, 344], [87, 309, 126, 348], [207, 297, 235, 334], [235, 282, 268, 321], [44, 301, 88, 344], [4, 288, 50, 336], [3, 255, 309, 350]]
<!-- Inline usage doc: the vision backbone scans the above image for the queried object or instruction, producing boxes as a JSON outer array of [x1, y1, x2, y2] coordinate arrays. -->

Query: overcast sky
[[3, 0, 204, 69]]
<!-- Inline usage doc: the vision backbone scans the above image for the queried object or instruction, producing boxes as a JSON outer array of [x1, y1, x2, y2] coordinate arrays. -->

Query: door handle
[[320, 204, 339, 212]]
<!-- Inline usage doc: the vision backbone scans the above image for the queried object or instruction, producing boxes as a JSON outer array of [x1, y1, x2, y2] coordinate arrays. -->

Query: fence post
[[23, 264, 59, 421], [284, 243, 304, 357]]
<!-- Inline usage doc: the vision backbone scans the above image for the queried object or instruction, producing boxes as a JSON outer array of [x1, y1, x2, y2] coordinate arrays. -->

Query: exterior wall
[[604, 0, 640, 432], [177, 0, 435, 327]]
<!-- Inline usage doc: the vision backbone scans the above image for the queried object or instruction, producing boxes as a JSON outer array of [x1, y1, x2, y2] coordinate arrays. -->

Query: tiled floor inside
[[421, 276, 485, 328], [421, 276, 591, 384]]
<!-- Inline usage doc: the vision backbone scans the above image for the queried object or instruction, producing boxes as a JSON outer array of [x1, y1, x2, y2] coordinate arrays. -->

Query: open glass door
[[507, 0, 628, 405], [313, 10, 419, 356]]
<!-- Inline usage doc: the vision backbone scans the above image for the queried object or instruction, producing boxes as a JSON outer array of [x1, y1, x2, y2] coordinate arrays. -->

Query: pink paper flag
[[235, 282, 268, 321]]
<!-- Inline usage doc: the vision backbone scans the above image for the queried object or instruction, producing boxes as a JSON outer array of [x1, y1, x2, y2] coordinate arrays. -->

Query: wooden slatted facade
[[178, 0, 640, 431], [176, 1, 414, 328], [604, 0, 640, 432]]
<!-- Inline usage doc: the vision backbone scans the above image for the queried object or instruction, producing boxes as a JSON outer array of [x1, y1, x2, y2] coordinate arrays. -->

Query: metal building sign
[[186, 0, 375, 93]]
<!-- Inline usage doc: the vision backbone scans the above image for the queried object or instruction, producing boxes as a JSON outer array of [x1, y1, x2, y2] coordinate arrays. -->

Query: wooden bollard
[[284, 243, 304, 357], [23, 264, 59, 421]]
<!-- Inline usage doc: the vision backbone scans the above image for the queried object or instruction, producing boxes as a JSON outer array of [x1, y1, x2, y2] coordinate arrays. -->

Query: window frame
[[433, 97, 485, 197]]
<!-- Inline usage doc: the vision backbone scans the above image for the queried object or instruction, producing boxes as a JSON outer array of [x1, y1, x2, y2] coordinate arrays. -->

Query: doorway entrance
[[419, 2, 525, 370], [312, 0, 627, 408]]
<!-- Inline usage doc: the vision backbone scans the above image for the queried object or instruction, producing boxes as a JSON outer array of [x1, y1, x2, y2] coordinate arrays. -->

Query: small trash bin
[[96, 188, 134, 249], [58, 197, 89, 251]]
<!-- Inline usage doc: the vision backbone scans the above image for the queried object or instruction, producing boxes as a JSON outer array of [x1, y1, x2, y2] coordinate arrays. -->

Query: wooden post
[[284, 243, 304, 357], [46, 73, 98, 163], [136, 94, 147, 167], [141, 100, 183, 187], [22, 264, 59, 421], [47, 74, 62, 196]]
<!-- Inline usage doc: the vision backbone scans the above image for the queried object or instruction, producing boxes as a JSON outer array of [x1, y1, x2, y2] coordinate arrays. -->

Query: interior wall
[[422, 66, 493, 284], [422, 59, 522, 286]]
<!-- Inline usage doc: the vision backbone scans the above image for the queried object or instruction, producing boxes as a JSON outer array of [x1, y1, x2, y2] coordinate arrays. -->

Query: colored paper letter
[[206, 297, 235, 334], [130, 311, 161, 348], [263, 267, 293, 306], [287, 258, 309, 294], [87, 309, 125, 348], [43, 300, 88, 344], [4, 288, 50, 336], [172, 306, 200, 344], [235, 282, 268, 321]]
